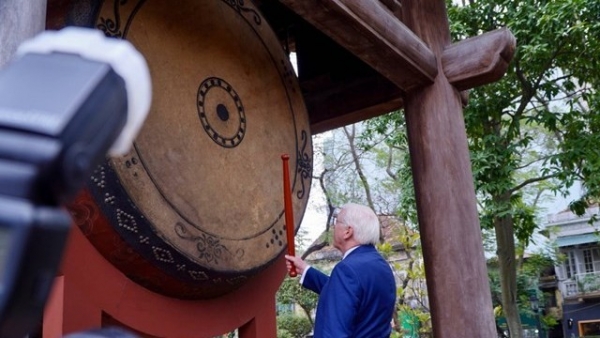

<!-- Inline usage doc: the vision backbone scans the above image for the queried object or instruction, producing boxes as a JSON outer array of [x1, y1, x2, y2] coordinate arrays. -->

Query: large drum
[[66, 0, 312, 299]]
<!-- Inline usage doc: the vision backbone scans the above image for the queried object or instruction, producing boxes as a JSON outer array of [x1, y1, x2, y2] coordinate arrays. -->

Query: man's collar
[[342, 245, 360, 259]]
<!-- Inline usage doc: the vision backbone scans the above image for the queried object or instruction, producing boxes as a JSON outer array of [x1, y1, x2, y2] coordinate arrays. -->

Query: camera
[[0, 27, 151, 338]]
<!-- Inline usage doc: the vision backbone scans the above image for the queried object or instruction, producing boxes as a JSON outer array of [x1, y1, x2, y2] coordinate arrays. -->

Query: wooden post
[[0, 0, 47, 68], [401, 1, 497, 336]]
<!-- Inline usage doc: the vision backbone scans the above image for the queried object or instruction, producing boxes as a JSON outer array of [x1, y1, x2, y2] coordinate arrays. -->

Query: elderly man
[[285, 203, 396, 338]]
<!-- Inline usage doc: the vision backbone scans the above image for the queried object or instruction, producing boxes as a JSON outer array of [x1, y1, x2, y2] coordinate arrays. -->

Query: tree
[[444, 1, 600, 336], [379, 221, 431, 337]]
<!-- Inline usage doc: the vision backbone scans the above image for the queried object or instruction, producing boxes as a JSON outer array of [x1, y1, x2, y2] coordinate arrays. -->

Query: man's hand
[[285, 255, 308, 276]]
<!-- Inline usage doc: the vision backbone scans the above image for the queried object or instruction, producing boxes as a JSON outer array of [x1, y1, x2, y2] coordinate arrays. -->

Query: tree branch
[[344, 125, 376, 210], [386, 144, 398, 181], [508, 173, 559, 195]]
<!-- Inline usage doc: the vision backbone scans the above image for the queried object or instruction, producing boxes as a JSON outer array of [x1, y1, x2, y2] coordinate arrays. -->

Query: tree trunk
[[494, 193, 523, 338], [344, 126, 376, 210], [300, 305, 314, 326]]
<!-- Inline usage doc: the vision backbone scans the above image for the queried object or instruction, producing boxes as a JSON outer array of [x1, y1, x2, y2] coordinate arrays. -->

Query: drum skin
[[66, 0, 312, 299]]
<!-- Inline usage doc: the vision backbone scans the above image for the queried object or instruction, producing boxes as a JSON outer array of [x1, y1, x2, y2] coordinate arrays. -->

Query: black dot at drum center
[[216, 103, 229, 121]]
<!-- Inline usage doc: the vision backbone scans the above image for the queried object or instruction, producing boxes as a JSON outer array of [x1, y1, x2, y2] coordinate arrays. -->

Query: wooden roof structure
[[46, 0, 513, 135], [255, 0, 514, 133]]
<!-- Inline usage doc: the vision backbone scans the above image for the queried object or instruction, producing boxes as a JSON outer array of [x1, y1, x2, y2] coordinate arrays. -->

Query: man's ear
[[344, 226, 353, 239]]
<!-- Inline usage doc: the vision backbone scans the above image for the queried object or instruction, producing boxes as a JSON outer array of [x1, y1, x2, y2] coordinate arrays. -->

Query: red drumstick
[[281, 154, 297, 277]]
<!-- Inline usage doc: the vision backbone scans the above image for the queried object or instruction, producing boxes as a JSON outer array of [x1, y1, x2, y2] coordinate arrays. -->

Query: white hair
[[339, 203, 380, 245]]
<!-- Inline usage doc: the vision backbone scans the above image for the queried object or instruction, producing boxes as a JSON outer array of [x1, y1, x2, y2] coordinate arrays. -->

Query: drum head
[[68, 0, 312, 299]]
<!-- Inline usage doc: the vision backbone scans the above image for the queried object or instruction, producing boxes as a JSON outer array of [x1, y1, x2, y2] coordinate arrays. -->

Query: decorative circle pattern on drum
[[66, 0, 313, 299], [197, 77, 246, 148]]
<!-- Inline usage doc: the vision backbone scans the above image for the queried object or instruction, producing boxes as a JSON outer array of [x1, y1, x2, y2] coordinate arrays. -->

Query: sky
[[297, 133, 328, 250]]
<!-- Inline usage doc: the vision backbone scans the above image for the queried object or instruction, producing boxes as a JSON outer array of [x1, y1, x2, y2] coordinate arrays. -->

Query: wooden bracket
[[442, 28, 516, 91]]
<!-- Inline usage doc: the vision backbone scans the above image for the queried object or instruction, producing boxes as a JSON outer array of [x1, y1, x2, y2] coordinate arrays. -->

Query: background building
[[546, 205, 600, 337]]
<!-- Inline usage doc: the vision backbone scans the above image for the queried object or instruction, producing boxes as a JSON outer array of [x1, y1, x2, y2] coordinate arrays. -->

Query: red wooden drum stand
[[43, 225, 285, 337]]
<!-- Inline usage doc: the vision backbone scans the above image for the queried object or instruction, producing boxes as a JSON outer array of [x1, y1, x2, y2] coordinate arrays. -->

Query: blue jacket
[[303, 245, 396, 338]]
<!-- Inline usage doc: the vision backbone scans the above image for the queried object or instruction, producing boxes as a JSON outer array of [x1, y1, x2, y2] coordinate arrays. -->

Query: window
[[580, 320, 600, 336], [593, 248, 600, 272], [566, 251, 577, 278], [584, 249, 594, 273], [581, 247, 600, 273]]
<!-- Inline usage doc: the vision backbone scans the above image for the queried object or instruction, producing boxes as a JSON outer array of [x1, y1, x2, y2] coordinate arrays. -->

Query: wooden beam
[[378, 0, 402, 20], [278, 0, 438, 91], [304, 75, 403, 134], [442, 28, 516, 91], [308, 97, 403, 135], [310, 98, 403, 135]]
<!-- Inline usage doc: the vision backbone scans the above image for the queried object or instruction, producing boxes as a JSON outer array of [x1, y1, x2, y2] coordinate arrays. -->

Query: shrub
[[277, 328, 293, 338], [277, 314, 312, 338]]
